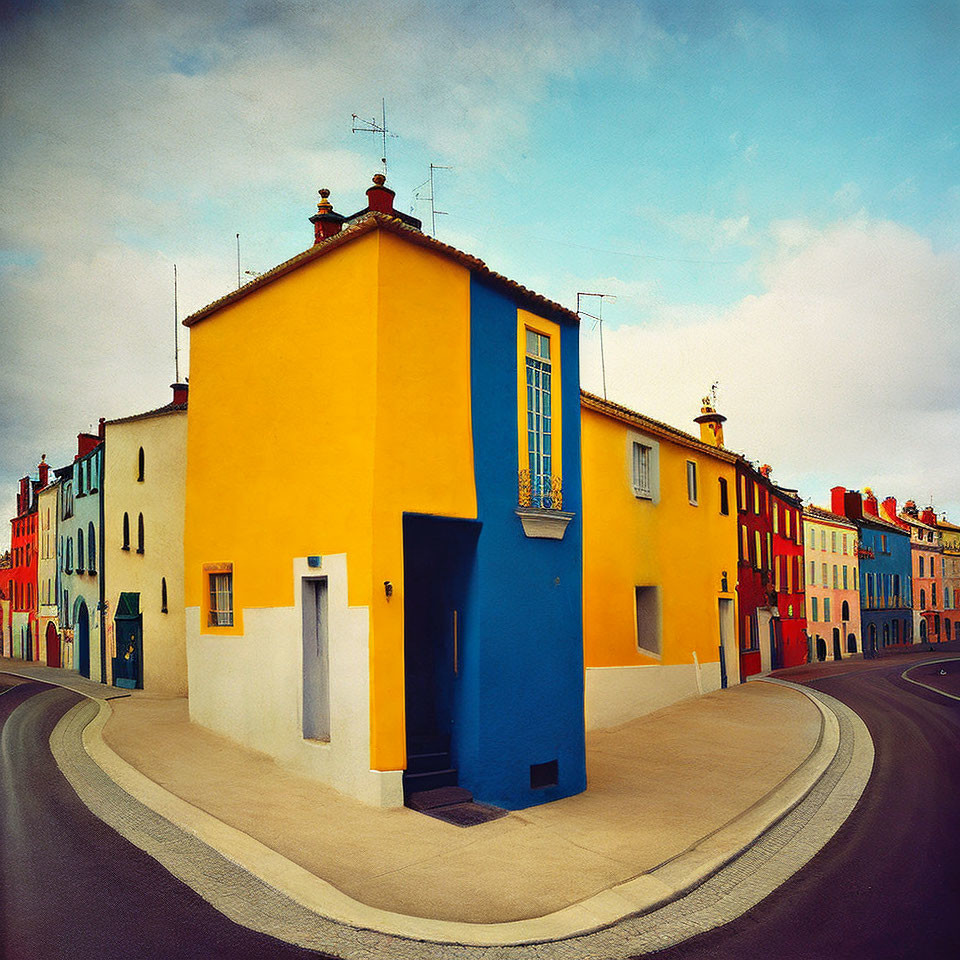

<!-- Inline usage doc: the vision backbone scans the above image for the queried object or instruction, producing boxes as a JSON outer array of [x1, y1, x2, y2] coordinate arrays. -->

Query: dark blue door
[[77, 601, 90, 678]]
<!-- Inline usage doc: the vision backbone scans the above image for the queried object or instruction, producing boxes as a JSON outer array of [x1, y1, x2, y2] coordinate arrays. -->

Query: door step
[[405, 785, 473, 811], [402, 767, 460, 795]]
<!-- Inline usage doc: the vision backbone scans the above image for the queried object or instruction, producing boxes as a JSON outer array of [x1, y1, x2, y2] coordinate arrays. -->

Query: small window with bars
[[632, 442, 652, 498], [208, 571, 234, 626]]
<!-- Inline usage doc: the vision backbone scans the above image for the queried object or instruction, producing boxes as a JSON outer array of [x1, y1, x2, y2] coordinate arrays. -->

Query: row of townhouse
[[3, 390, 188, 696], [4, 174, 957, 813]]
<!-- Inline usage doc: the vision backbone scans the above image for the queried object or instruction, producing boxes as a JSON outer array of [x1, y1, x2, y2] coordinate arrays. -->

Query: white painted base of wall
[[186, 554, 403, 808], [585, 660, 723, 730]]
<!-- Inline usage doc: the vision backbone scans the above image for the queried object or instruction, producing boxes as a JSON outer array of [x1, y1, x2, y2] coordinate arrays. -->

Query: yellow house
[[581, 392, 740, 729], [183, 177, 586, 810]]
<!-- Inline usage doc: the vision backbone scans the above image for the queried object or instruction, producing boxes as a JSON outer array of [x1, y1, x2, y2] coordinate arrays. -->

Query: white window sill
[[515, 507, 575, 540]]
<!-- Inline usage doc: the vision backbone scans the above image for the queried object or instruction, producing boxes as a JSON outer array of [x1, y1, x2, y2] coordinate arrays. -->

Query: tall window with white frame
[[525, 329, 553, 507], [686, 460, 698, 505]]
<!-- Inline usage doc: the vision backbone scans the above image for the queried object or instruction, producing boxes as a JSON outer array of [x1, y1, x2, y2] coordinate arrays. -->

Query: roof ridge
[[184, 211, 578, 328]]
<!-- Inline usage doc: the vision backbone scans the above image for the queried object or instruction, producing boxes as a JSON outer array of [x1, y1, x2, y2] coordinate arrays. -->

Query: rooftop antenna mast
[[577, 292, 617, 400], [414, 163, 452, 236], [174, 264, 179, 382], [236, 233, 241, 289], [352, 99, 396, 176]]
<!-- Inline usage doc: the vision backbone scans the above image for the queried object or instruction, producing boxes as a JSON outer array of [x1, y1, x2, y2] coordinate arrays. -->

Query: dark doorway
[[402, 514, 479, 780], [113, 593, 143, 689], [770, 619, 783, 671], [847, 633, 857, 653], [816, 636, 827, 661], [46, 622, 60, 668], [25, 623, 32, 661], [832, 627, 842, 661], [77, 601, 90, 678]]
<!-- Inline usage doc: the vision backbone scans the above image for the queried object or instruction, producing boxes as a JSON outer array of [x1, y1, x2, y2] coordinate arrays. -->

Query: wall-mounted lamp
[[384, 580, 393, 598], [721, 570, 728, 592]]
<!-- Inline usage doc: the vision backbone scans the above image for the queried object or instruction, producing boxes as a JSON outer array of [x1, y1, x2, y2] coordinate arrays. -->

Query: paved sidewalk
[[88, 679, 821, 924]]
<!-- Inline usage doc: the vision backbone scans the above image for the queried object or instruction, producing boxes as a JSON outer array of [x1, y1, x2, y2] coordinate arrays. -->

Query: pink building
[[803, 505, 862, 660]]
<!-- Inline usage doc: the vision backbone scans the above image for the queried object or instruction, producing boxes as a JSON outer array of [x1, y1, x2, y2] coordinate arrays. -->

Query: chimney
[[759, 464, 772, 478], [863, 487, 879, 517], [171, 382, 189, 405], [921, 506, 937, 526], [844, 489, 863, 520], [98, 417, 105, 441], [18, 476, 29, 515], [365, 173, 395, 215], [309, 188, 344, 244], [903, 499, 919, 518], [831, 485, 847, 516], [882, 496, 898, 522], [37, 454, 49, 489], [693, 396, 726, 447], [77, 432, 99, 459]]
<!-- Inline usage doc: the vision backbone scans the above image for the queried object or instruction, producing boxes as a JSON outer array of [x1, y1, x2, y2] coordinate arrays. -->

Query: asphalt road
[[3, 653, 959, 960], [0, 679, 333, 960], [644, 651, 960, 960]]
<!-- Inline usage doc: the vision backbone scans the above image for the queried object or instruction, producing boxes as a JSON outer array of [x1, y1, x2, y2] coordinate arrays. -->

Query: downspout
[[98, 443, 107, 684]]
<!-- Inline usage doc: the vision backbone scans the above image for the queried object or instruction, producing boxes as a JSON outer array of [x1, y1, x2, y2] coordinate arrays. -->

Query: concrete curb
[[901, 656, 960, 702], [40, 674, 850, 951]]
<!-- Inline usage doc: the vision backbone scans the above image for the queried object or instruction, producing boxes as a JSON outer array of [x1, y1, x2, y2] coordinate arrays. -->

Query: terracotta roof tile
[[184, 212, 579, 328], [105, 402, 187, 426], [580, 391, 740, 463], [804, 504, 858, 527]]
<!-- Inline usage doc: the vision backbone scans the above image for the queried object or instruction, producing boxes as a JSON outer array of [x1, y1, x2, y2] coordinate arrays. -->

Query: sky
[[1, 0, 958, 533]]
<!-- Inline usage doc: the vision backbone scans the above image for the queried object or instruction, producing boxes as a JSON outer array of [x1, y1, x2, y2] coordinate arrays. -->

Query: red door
[[46, 622, 60, 668]]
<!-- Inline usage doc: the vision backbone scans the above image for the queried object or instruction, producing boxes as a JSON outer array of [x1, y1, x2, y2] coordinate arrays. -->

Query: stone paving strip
[[42, 675, 873, 957]]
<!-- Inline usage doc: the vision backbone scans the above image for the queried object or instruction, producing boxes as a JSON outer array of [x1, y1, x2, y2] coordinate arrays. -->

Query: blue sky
[[1, 0, 958, 528]]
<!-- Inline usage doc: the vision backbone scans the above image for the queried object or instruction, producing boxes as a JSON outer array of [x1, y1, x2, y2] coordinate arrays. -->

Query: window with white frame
[[525, 329, 553, 507], [632, 442, 652, 498], [686, 460, 698, 505]]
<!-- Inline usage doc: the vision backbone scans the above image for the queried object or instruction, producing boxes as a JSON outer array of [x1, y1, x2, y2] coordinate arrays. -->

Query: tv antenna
[[173, 264, 179, 382], [414, 163, 452, 236], [577, 292, 617, 400], [352, 99, 397, 176]]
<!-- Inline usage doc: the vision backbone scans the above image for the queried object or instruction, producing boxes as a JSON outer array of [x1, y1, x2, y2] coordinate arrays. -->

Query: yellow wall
[[185, 227, 477, 772], [581, 405, 739, 669]]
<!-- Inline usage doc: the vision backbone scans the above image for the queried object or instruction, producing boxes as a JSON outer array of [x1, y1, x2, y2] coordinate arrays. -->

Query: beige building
[[103, 384, 188, 695], [37, 479, 62, 666]]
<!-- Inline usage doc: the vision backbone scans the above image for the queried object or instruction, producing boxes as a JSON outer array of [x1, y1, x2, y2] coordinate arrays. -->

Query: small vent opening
[[530, 759, 558, 790]]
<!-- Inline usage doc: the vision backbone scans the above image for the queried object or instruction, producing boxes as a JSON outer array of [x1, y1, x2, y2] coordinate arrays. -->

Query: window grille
[[632, 443, 652, 497], [209, 572, 234, 626]]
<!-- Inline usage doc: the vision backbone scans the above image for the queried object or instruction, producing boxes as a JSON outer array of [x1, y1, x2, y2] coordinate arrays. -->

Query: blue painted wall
[[452, 276, 586, 810], [56, 447, 104, 678], [857, 520, 912, 651]]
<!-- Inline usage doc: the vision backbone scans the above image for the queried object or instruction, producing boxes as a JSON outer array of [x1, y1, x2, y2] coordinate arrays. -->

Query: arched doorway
[[816, 636, 827, 661], [919, 618, 927, 641], [841, 600, 850, 621], [46, 622, 60, 668], [847, 633, 857, 653], [832, 627, 842, 661], [77, 600, 90, 678]]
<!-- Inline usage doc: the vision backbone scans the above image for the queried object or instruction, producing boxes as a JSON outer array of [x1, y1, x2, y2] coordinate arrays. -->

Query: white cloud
[[581, 217, 960, 516]]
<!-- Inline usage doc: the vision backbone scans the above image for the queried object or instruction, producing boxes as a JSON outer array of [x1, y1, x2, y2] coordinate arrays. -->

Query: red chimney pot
[[366, 173, 396, 215]]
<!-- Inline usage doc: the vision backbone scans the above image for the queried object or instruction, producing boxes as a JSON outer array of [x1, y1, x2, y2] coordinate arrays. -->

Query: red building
[[736, 460, 807, 678], [7, 457, 47, 660]]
